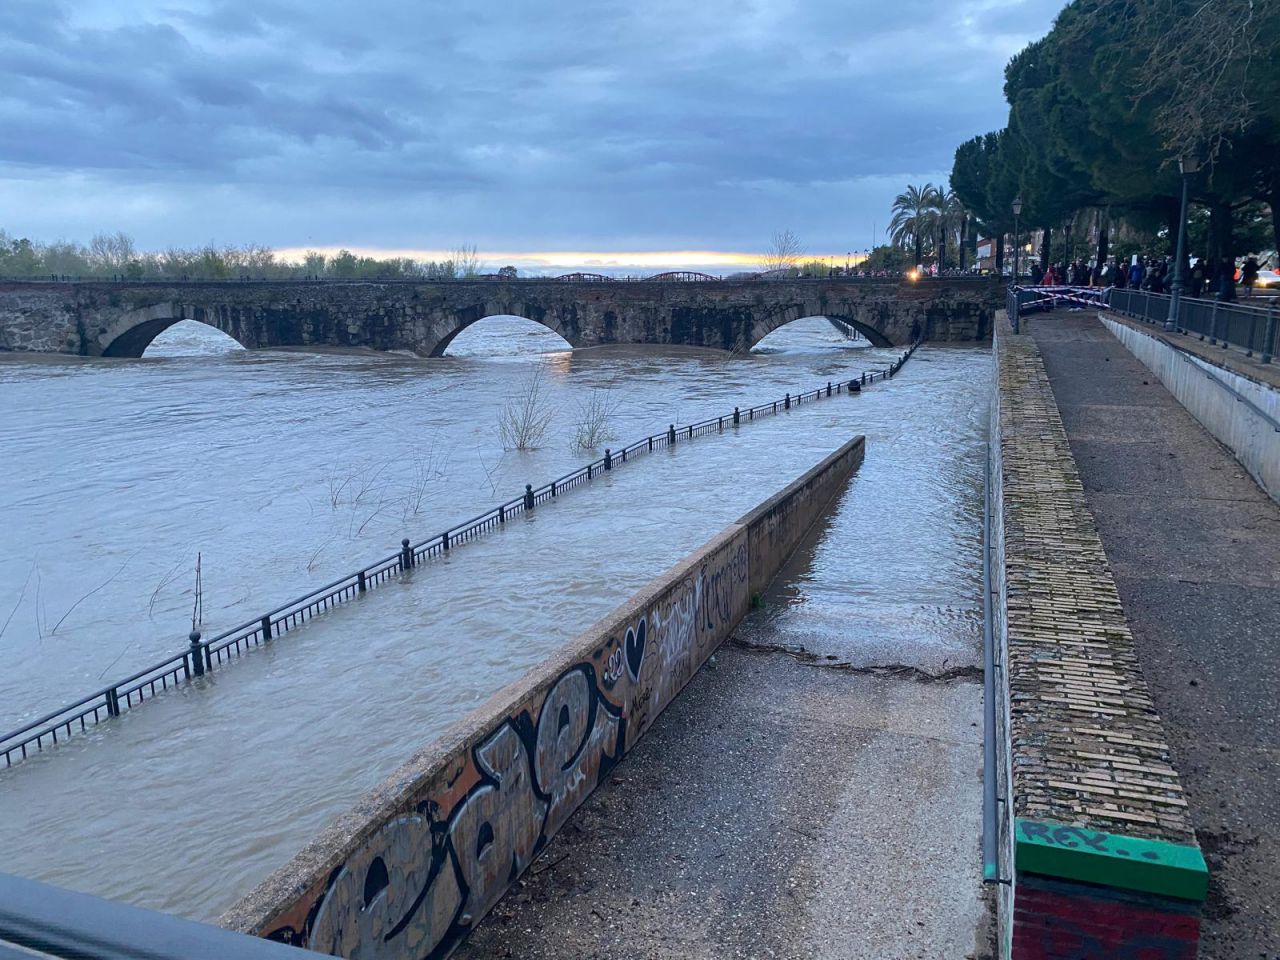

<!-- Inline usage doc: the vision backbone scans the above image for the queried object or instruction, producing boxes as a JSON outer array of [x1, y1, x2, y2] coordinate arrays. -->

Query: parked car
[[1254, 269, 1279, 288]]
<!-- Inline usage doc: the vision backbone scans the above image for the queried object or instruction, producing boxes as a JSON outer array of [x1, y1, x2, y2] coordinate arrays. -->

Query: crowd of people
[[1029, 254, 1268, 297]]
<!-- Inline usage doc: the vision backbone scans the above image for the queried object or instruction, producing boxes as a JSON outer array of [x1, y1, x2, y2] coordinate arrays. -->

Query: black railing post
[[358, 569, 367, 592], [1210, 300, 1221, 346], [648, 436, 653, 451], [260, 615, 272, 641], [442, 530, 451, 550], [784, 393, 790, 409], [189, 631, 204, 677], [400, 538, 413, 571], [106, 687, 120, 717], [687, 425, 693, 439], [1247, 315, 1258, 357], [498, 504, 505, 523], [668, 424, 676, 444], [861, 372, 867, 385], [1263, 303, 1277, 364], [827, 382, 831, 397], [733, 407, 740, 426], [604, 449, 613, 470], [550, 479, 557, 497], [524, 484, 534, 509]]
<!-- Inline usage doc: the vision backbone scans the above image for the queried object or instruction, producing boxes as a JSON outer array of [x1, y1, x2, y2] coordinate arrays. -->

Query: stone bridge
[[0, 277, 1001, 358]]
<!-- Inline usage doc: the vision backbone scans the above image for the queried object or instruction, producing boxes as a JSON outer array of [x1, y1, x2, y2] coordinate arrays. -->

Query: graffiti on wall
[[259, 534, 749, 960], [626, 541, 748, 746], [1013, 877, 1200, 960]]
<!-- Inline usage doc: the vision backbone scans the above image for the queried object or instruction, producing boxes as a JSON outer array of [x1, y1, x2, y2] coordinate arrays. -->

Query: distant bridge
[[0, 277, 1001, 357]]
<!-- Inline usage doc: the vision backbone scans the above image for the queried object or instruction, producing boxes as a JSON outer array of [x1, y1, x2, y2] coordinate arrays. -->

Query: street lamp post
[[1167, 155, 1200, 332], [1012, 197, 1023, 284]]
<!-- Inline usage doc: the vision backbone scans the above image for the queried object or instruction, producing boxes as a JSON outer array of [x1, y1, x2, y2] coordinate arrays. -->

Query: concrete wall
[[219, 434, 866, 959], [1102, 316, 1280, 503], [0, 278, 1001, 357]]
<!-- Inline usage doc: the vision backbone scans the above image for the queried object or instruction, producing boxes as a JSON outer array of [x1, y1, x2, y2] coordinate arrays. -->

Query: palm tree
[[889, 184, 942, 268], [936, 190, 967, 271]]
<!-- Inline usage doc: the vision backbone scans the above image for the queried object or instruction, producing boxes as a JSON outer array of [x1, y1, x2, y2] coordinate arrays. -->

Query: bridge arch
[[430, 309, 575, 358], [437, 313, 574, 357], [99, 303, 254, 358], [746, 307, 895, 351]]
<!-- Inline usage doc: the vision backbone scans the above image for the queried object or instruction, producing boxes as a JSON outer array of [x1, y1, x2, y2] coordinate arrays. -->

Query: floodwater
[[0, 316, 989, 921]]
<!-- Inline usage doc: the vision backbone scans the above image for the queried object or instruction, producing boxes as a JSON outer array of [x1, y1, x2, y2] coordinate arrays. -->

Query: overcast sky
[[1, 0, 1062, 266]]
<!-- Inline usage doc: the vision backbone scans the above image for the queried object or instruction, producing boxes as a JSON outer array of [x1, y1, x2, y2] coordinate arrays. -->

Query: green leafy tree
[[889, 184, 942, 267]]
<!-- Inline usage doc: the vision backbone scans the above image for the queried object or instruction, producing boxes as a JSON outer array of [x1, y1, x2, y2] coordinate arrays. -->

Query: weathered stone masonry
[[993, 321, 1207, 959], [0, 278, 1001, 357]]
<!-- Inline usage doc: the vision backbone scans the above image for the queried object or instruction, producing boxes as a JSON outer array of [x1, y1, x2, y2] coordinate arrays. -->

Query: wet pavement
[[459, 350, 992, 960]]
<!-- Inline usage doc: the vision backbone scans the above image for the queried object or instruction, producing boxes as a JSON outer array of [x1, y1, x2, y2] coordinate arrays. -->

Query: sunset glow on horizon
[[273, 246, 870, 273]]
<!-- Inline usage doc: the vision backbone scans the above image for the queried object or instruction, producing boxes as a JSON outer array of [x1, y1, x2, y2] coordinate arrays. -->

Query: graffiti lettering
[[602, 645, 626, 688], [450, 723, 544, 924], [264, 535, 753, 959], [534, 667, 620, 835], [273, 665, 622, 959], [1020, 822, 1162, 860]]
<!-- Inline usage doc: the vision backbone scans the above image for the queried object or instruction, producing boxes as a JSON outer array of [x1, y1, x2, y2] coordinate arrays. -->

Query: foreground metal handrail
[[2, 340, 923, 769], [981, 442, 1003, 884], [0, 872, 323, 959]]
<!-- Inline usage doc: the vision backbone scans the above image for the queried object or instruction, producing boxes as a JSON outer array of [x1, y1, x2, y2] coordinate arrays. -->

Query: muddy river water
[[0, 317, 989, 920]]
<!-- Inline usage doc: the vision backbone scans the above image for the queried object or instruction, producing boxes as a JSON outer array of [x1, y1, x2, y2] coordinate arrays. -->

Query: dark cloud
[[0, 0, 1062, 252]]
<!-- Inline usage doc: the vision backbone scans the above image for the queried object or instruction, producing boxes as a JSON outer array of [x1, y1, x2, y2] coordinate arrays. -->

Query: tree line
[[946, 0, 1279, 295], [0, 230, 488, 281]]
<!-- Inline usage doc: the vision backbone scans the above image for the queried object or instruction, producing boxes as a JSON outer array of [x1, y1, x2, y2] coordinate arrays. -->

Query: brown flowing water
[[0, 317, 989, 921]]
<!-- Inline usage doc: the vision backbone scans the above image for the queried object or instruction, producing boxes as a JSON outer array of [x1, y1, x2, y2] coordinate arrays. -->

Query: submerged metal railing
[[2, 340, 922, 769]]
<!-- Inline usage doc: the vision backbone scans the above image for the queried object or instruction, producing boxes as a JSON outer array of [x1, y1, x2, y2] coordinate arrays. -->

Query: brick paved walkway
[[997, 333, 1197, 845], [1030, 314, 1280, 958]]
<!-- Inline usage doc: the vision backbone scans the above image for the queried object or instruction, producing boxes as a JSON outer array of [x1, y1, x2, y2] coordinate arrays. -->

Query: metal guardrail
[[0, 872, 324, 959], [1156, 335, 1280, 433], [1106, 287, 1279, 362], [1007, 283, 1279, 363], [2, 340, 922, 770], [982, 443, 1001, 884]]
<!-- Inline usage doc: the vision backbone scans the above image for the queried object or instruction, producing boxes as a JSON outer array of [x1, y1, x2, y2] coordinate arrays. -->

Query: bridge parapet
[[0, 277, 1001, 358]]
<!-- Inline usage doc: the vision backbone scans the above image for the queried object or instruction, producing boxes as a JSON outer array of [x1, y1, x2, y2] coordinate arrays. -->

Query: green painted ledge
[[1015, 818, 1208, 902]]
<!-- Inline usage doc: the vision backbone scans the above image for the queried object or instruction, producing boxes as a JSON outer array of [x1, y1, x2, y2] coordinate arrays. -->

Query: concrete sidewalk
[[456, 643, 986, 960], [1030, 315, 1280, 958]]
